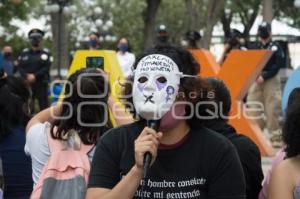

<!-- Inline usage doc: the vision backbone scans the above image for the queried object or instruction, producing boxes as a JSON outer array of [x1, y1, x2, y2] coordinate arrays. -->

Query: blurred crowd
[[0, 20, 298, 199]]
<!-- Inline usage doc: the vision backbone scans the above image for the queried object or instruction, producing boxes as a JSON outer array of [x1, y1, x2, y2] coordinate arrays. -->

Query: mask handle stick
[[143, 119, 160, 179]]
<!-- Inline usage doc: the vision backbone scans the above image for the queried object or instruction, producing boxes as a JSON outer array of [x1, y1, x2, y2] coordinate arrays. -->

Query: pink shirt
[[259, 148, 286, 199]]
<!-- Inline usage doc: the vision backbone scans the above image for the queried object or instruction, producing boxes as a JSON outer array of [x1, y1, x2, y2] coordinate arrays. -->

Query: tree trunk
[[143, 0, 161, 50], [242, 8, 259, 38], [185, 0, 203, 31], [263, 0, 273, 23], [221, 10, 233, 39], [201, 0, 225, 49], [50, 11, 69, 79], [235, 0, 260, 39]]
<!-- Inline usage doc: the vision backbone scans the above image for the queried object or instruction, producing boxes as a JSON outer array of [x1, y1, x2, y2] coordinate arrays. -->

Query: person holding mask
[[247, 22, 284, 147], [88, 32, 100, 50], [2, 46, 14, 76], [86, 45, 246, 199], [17, 28, 53, 112], [116, 38, 135, 78]]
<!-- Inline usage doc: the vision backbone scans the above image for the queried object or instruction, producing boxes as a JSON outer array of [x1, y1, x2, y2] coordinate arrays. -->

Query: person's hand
[[239, 38, 246, 45], [256, 75, 264, 84], [14, 60, 19, 66], [134, 127, 163, 170], [224, 43, 231, 50], [26, 73, 36, 83]]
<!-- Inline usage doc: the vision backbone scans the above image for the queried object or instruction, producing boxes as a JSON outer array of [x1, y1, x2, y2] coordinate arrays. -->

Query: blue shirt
[[2, 58, 14, 75], [0, 127, 33, 199], [0, 53, 3, 71]]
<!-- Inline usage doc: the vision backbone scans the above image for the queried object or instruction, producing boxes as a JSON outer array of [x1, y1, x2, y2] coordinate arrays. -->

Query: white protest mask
[[132, 54, 181, 120]]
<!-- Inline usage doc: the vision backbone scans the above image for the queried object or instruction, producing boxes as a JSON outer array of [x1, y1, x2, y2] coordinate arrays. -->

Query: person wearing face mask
[[116, 38, 135, 78], [156, 24, 170, 45], [247, 21, 284, 148], [17, 28, 53, 113], [88, 32, 100, 50], [2, 46, 14, 76]]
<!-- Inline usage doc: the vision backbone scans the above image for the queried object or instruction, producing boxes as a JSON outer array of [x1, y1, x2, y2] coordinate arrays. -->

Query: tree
[[273, 0, 300, 29], [104, 0, 146, 53], [142, 0, 161, 50], [185, 0, 204, 31], [50, 11, 70, 77], [182, 0, 225, 49], [201, 0, 225, 49], [221, 0, 260, 40], [0, 0, 38, 27], [32, 0, 72, 76], [0, 0, 41, 60], [156, 0, 188, 45], [0, 0, 39, 43]]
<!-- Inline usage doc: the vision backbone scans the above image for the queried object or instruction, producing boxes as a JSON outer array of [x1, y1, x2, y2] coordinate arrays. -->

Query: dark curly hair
[[206, 78, 231, 118], [50, 68, 112, 145], [283, 87, 300, 158], [121, 44, 210, 128], [0, 76, 31, 142]]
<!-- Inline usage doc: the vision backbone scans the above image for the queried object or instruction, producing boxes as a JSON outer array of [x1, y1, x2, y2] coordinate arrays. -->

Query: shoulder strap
[[45, 124, 64, 153], [46, 124, 94, 154]]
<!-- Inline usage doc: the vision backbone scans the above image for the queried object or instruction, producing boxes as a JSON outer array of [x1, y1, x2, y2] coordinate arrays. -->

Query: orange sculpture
[[190, 49, 274, 156]]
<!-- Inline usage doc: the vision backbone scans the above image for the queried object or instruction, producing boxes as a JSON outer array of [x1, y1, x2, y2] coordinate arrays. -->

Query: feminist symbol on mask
[[166, 86, 175, 103]]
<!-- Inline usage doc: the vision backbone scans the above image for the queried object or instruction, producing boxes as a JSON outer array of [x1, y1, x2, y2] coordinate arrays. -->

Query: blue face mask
[[89, 39, 98, 48], [119, 43, 129, 52]]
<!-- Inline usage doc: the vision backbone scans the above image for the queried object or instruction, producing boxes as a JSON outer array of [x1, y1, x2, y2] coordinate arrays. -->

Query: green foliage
[[274, 0, 300, 29], [0, 0, 38, 26], [69, 0, 189, 55], [222, 0, 260, 38], [0, 0, 40, 54], [102, 0, 146, 54], [156, 0, 188, 45], [0, 34, 27, 59], [2, 0, 300, 58]]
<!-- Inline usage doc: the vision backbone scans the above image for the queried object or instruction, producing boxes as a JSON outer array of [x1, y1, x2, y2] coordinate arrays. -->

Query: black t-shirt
[[206, 120, 263, 199], [89, 121, 246, 199]]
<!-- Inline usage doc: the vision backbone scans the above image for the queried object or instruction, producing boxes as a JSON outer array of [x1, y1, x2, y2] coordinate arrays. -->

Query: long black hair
[[0, 76, 31, 142], [50, 68, 112, 145], [282, 88, 300, 158]]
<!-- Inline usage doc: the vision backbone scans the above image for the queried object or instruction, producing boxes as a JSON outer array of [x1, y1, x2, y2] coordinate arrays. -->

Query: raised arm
[[26, 104, 61, 132]]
